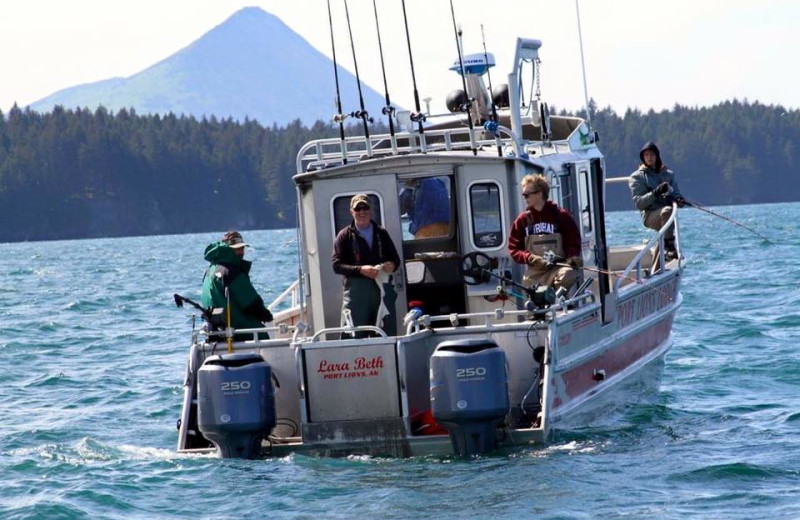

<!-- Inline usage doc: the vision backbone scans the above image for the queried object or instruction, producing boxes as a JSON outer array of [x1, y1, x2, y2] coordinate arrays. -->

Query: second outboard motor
[[197, 352, 275, 459], [430, 339, 509, 456]]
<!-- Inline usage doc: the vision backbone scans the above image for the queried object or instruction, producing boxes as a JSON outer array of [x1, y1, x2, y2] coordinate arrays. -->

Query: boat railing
[[403, 290, 596, 334], [200, 322, 303, 345], [296, 125, 523, 173], [310, 325, 388, 342], [268, 279, 301, 311], [613, 202, 680, 293]]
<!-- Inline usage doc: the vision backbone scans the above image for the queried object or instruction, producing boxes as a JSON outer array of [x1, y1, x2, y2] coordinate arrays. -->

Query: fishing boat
[[175, 34, 683, 459]]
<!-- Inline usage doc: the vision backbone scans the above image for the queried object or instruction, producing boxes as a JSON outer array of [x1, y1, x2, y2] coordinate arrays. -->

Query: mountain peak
[[29, 8, 386, 126]]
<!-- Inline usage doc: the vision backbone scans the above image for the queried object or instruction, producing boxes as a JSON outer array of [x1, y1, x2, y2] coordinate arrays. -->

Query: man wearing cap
[[332, 194, 401, 337], [202, 230, 273, 339], [629, 141, 686, 260]]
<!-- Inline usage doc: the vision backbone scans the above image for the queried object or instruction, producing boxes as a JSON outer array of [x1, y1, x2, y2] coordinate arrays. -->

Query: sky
[[1, 0, 798, 117]]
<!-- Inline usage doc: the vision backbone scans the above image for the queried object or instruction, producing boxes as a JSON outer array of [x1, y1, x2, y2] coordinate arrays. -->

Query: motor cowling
[[430, 339, 509, 456], [197, 352, 276, 459]]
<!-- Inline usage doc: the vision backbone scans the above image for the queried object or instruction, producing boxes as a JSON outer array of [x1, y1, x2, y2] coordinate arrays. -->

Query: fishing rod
[[449, 0, 477, 156], [480, 24, 502, 158], [400, 0, 427, 151], [342, 0, 373, 157], [684, 198, 772, 243], [326, 0, 347, 164], [371, 0, 397, 154]]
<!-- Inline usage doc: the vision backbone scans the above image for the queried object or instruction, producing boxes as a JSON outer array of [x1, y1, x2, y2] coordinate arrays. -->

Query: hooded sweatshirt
[[628, 141, 682, 220], [201, 241, 272, 332]]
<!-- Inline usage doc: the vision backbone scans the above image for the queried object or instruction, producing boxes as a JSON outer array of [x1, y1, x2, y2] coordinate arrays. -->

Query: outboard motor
[[430, 339, 509, 456], [197, 352, 275, 459]]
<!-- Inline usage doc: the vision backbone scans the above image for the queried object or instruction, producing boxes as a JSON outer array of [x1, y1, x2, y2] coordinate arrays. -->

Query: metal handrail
[[268, 279, 300, 310], [403, 290, 595, 334], [295, 125, 523, 173], [311, 325, 387, 342], [613, 202, 680, 293]]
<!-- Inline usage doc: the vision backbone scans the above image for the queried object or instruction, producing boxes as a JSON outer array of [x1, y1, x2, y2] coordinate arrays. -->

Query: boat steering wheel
[[459, 252, 493, 286]]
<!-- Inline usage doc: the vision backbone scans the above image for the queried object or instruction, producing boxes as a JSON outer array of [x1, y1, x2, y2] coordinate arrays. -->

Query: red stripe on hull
[[556, 314, 675, 403]]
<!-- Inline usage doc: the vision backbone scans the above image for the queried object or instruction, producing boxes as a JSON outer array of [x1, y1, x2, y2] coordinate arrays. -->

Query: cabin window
[[468, 181, 504, 249], [331, 193, 382, 237], [397, 175, 452, 242], [577, 167, 593, 235]]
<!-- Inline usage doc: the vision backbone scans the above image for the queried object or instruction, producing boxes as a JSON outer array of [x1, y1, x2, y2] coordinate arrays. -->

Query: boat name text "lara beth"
[[317, 356, 385, 374]]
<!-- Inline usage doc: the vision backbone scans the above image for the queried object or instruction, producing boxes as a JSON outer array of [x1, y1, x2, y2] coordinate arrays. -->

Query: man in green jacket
[[201, 230, 273, 339]]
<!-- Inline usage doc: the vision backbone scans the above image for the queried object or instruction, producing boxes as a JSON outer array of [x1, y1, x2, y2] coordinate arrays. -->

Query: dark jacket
[[201, 241, 272, 331], [332, 220, 400, 279], [629, 142, 683, 221]]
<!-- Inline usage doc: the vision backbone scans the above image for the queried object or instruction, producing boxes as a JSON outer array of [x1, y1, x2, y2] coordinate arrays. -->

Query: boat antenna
[[449, 0, 477, 156], [575, 0, 593, 128], [326, 0, 347, 164], [371, 0, 397, 153], [481, 24, 502, 157], [400, 0, 427, 151], [343, 0, 373, 157]]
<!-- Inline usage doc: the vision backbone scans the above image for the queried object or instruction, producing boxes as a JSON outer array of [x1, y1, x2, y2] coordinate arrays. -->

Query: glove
[[567, 256, 584, 268], [653, 182, 670, 197], [674, 196, 687, 208], [527, 254, 548, 269], [263, 308, 273, 323], [542, 250, 563, 269]]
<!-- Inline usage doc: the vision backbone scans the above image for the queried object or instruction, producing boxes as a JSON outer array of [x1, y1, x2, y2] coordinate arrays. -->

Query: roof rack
[[295, 125, 524, 173]]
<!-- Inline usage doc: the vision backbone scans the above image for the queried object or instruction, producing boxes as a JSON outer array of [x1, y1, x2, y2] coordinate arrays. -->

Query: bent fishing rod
[[683, 198, 772, 243]]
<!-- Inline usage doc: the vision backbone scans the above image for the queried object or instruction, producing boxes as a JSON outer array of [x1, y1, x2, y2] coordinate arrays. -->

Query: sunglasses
[[354, 205, 371, 212], [523, 190, 541, 198]]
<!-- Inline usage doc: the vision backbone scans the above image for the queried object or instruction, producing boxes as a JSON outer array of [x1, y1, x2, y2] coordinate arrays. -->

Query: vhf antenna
[[372, 0, 397, 154], [326, 0, 347, 164], [449, 0, 477, 155], [400, 0, 427, 152], [481, 24, 503, 157], [343, 0, 373, 157]]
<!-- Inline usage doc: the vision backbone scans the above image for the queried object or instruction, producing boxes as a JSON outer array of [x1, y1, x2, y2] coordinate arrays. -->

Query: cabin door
[[316, 176, 408, 335]]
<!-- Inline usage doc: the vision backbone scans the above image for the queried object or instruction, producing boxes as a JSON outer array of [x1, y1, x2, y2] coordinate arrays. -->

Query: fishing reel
[[349, 110, 374, 124], [458, 252, 555, 310]]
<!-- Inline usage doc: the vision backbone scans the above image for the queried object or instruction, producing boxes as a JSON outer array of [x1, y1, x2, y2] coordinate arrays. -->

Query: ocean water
[[1, 202, 799, 520]]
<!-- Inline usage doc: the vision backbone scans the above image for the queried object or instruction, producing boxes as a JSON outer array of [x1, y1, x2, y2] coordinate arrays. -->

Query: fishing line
[[342, 0, 373, 156], [480, 24, 503, 157], [400, 0, 426, 148], [326, 0, 347, 164], [685, 199, 772, 243], [371, 0, 397, 153], [449, 0, 477, 155]]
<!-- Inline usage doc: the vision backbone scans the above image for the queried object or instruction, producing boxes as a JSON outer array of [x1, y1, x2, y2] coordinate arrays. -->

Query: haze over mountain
[[29, 7, 387, 125]]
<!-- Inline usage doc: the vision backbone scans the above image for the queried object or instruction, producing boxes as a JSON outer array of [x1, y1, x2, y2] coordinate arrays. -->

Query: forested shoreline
[[1, 100, 797, 242]]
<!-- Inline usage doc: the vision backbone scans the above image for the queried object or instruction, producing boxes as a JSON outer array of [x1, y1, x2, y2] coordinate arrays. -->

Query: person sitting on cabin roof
[[398, 177, 450, 238], [201, 230, 272, 340], [508, 174, 583, 292], [628, 141, 686, 261], [332, 194, 401, 337]]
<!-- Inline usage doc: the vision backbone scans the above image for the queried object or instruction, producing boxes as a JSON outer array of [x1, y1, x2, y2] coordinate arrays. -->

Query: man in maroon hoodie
[[508, 174, 583, 292]]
